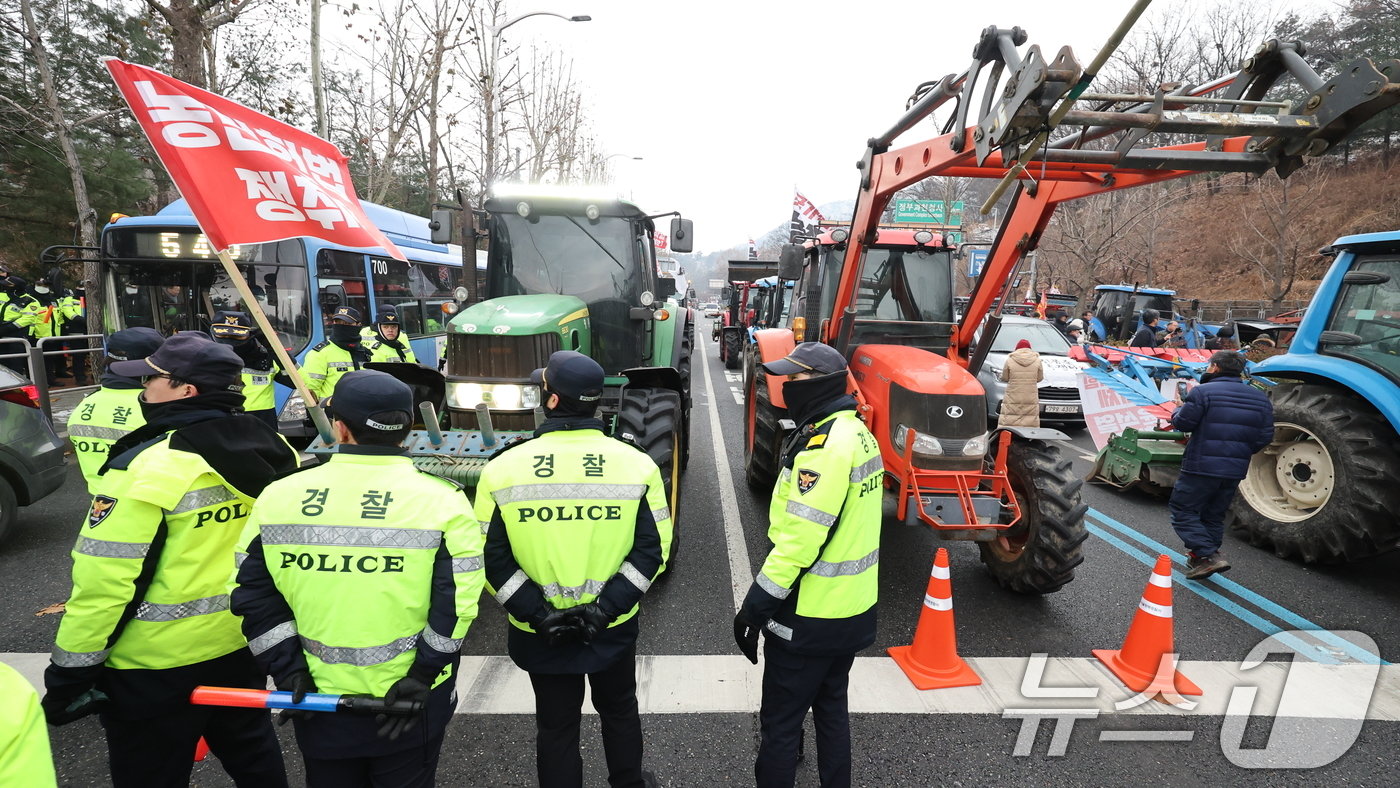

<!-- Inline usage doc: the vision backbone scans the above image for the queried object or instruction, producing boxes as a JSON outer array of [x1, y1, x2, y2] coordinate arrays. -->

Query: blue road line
[[1083, 521, 1341, 665], [1085, 509, 1387, 666]]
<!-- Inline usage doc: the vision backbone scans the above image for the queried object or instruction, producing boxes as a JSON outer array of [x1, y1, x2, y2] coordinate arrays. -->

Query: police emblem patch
[[88, 495, 118, 528], [796, 469, 820, 495]]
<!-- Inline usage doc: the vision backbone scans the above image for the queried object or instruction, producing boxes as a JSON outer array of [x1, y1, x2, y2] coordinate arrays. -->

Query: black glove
[[41, 687, 109, 726], [276, 669, 317, 726], [376, 676, 430, 741], [733, 612, 760, 665], [570, 603, 615, 644], [536, 608, 587, 647]]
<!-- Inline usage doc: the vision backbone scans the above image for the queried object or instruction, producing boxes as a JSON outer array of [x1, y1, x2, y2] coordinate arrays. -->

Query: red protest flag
[[104, 58, 407, 261]]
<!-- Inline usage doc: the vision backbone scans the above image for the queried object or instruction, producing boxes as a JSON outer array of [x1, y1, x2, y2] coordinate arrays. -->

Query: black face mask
[[329, 324, 361, 346], [782, 370, 850, 425]]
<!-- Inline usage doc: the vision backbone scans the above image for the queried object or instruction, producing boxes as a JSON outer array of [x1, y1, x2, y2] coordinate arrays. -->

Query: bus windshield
[[102, 228, 311, 352]]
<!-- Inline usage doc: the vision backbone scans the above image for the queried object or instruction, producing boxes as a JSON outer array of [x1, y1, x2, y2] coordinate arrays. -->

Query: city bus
[[99, 198, 472, 428]]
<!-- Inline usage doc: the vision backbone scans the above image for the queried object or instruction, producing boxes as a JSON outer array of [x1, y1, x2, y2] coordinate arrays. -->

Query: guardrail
[[0, 333, 104, 421]]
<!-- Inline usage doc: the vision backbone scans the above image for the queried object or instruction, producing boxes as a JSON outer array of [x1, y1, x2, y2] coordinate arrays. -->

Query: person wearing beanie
[[233, 370, 484, 786], [365, 309, 419, 365], [43, 333, 297, 787], [66, 327, 164, 493], [998, 338, 1043, 428]]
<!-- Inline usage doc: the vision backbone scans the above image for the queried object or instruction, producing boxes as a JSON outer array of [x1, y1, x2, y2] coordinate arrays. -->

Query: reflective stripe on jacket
[[299, 341, 369, 399], [66, 386, 145, 493], [476, 427, 673, 634], [231, 451, 485, 696], [744, 409, 883, 655], [52, 433, 294, 671]]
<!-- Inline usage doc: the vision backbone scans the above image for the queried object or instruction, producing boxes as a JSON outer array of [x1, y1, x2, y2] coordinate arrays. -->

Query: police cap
[[375, 309, 400, 326], [326, 370, 413, 432], [530, 350, 604, 403], [211, 310, 254, 342], [106, 327, 164, 362], [110, 333, 243, 392], [328, 306, 362, 325], [761, 342, 848, 376]]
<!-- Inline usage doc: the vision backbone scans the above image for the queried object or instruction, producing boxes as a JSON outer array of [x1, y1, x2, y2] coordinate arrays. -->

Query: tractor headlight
[[894, 423, 943, 456], [280, 393, 307, 421], [914, 230, 934, 245], [446, 382, 541, 410], [963, 432, 989, 456]]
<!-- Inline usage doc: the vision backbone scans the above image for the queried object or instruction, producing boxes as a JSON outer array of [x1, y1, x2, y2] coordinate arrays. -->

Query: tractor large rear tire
[[616, 387, 685, 564], [745, 372, 782, 491], [723, 330, 742, 370], [979, 438, 1088, 594], [1229, 383, 1400, 563], [677, 321, 693, 470]]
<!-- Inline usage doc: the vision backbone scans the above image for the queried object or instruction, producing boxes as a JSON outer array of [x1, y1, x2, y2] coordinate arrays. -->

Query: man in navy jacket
[[1168, 351, 1275, 579]]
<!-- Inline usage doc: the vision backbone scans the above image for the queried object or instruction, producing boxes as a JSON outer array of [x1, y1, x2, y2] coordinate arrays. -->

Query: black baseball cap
[[327, 306, 362, 325], [106, 327, 164, 361], [761, 342, 848, 376], [325, 370, 413, 432], [531, 350, 604, 403], [211, 310, 254, 342], [110, 333, 243, 392]]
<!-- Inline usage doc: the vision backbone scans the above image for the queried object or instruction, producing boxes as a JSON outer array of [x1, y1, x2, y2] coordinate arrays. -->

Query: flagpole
[[213, 248, 319, 408]]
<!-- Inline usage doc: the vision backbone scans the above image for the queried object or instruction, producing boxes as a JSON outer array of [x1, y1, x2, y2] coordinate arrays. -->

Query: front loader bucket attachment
[[1087, 428, 1187, 497]]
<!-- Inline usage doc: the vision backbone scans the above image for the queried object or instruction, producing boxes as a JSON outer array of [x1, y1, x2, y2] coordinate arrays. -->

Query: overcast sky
[[413, 0, 1324, 252]]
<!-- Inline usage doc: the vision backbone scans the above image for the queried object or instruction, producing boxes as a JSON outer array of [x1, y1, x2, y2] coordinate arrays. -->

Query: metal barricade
[[30, 334, 105, 421]]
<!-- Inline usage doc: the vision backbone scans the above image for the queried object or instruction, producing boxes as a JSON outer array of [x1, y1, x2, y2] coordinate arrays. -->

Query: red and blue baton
[[190, 686, 423, 716]]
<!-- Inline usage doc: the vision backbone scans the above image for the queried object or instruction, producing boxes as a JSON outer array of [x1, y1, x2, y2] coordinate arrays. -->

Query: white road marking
[[730, 386, 744, 405], [724, 371, 741, 383], [698, 337, 753, 611], [7, 652, 1396, 719]]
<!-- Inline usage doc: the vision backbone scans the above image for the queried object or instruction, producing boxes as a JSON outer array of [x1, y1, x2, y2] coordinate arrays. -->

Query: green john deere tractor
[[429, 186, 695, 532]]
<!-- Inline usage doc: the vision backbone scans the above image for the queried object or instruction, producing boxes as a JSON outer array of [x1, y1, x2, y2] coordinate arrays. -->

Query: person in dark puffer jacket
[[1167, 351, 1275, 579]]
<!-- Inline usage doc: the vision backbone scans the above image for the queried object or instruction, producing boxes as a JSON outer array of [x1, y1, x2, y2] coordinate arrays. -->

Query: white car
[[702, 302, 721, 318], [975, 315, 1087, 426]]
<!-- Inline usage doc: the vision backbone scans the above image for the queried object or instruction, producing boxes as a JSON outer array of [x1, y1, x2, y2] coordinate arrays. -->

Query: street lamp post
[[482, 11, 590, 193], [604, 153, 642, 196]]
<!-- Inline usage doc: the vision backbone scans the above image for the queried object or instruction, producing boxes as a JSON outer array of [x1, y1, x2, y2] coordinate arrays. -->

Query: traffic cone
[[887, 548, 981, 689], [1092, 554, 1201, 701], [193, 737, 211, 762]]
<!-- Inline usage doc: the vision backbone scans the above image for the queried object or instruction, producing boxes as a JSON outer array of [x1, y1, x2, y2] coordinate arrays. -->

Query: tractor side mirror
[[430, 210, 453, 244], [778, 244, 804, 280], [669, 217, 694, 254]]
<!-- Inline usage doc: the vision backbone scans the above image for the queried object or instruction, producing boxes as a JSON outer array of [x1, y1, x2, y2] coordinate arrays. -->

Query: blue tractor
[[1229, 231, 1400, 563], [1089, 284, 1217, 348]]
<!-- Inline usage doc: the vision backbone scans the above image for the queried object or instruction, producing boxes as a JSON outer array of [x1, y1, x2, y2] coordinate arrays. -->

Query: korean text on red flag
[[104, 58, 406, 260]]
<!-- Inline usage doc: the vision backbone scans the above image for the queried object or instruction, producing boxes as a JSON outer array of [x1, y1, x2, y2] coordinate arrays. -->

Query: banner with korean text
[[104, 58, 406, 261]]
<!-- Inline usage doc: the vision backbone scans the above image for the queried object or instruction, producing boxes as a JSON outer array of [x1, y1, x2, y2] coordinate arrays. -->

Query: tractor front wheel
[[616, 387, 685, 564], [1230, 384, 1400, 563], [745, 372, 782, 491], [979, 437, 1088, 594], [723, 330, 742, 370]]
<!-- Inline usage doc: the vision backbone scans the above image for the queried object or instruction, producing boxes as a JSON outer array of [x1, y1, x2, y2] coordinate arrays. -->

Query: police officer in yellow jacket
[[67, 327, 164, 493], [0, 659, 57, 787], [301, 306, 372, 399], [232, 369, 485, 787], [477, 350, 671, 788], [734, 342, 882, 788], [0, 274, 38, 375], [212, 310, 281, 428], [43, 333, 296, 788], [365, 308, 419, 365]]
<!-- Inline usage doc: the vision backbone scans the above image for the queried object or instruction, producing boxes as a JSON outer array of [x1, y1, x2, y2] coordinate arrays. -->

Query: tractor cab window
[[488, 213, 643, 373], [1324, 256, 1400, 383], [852, 247, 954, 323]]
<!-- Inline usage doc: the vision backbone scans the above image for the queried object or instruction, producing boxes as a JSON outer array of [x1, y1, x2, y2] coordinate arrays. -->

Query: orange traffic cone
[[193, 737, 211, 762], [1093, 554, 1201, 701], [887, 548, 981, 689]]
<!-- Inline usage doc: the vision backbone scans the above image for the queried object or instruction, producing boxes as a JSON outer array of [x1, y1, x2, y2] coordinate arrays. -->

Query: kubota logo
[[946, 406, 964, 418]]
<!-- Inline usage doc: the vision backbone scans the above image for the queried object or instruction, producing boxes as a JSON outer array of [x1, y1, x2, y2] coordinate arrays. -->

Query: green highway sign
[[892, 199, 963, 225]]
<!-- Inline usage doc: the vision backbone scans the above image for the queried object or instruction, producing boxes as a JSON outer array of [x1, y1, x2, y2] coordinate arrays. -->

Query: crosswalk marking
[[6, 652, 1396, 719]]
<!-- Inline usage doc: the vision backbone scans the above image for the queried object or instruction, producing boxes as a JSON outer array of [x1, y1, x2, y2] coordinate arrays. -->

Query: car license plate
[[1044, 404, 1080, 414]]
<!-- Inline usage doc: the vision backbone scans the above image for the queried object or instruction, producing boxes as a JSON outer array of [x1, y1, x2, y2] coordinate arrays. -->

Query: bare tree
[[1226, 168, 1331, 308], [143, 0, 254, 87]]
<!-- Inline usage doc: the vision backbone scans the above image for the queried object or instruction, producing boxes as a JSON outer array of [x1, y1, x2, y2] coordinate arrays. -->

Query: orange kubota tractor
[[745, 24, 1400, 593]]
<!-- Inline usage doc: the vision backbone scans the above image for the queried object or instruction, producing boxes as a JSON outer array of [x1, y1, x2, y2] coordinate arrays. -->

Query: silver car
[[0, 366, 67, 542], [975, 315, 1087, 426]]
